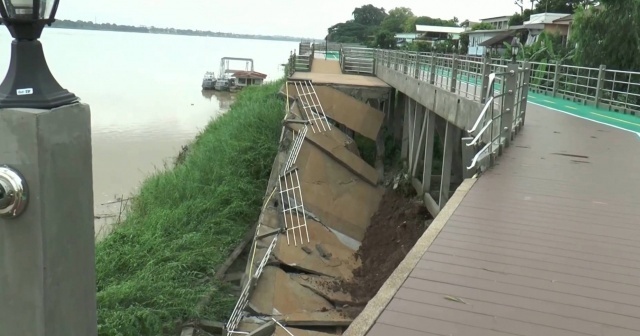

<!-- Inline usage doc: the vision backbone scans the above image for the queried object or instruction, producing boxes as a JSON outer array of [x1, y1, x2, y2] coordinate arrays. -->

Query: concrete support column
[[0, 103, 97, 336], [421, 110, 436, 194], [439, 120, 460, 209], [399, 94, 410, 161], [434, 116, 463, 186]]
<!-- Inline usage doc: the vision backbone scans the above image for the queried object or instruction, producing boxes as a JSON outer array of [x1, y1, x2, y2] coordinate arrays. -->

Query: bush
[[95, 81, 285, 335]]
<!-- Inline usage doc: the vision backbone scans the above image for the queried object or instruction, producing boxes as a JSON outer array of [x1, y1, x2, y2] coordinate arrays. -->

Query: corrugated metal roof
[[480, 15, 511, 21], [231, 71, 267, 79], [553, 14, 573, 23], [524, 13, 569, 25], [395, 33, 421, 39], [479, 31, 516, 47], [415, 25, 465, 34]]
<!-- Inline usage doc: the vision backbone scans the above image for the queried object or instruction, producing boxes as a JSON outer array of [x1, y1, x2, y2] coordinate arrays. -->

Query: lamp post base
[[0, 39, 78, 109], [0, 103, 97, 335]]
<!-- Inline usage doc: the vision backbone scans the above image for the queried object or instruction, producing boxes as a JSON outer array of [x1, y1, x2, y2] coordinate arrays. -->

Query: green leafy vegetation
[[326, 4, 458, 49], [95, 81, 285, 336]]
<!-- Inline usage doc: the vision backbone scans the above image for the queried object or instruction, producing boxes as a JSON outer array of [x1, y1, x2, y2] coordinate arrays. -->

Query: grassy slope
[[95, 81, 285, 335]]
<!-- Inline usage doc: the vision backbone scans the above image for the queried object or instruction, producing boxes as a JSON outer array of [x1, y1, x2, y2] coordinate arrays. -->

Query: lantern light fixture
[[510, 36, 520, 64], [0, 0, 78, 109]]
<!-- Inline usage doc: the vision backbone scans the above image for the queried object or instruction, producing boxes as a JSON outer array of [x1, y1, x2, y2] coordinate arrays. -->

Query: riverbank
[[95, 81, 285, 335]]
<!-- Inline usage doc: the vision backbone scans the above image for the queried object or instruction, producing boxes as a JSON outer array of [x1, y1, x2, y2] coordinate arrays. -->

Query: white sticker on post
[[16, 88, 33, 95]]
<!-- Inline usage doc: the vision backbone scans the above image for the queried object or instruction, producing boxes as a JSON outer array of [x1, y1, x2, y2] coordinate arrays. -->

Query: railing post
[[480, 53, 491, 103], [520, 62, 531, 127], [429, 53, 437, 85], [552, 60, 561, 97], [450, 54, 459, 93], [402, 52, 408, 75], [502, 63, 519, 148], [595, 64, 606, 108], [414, 52, 420, 79]]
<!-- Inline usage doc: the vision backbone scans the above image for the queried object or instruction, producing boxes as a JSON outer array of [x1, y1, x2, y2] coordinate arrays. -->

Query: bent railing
[[465, 64, 530, 171], [372, 49, 531, 174]]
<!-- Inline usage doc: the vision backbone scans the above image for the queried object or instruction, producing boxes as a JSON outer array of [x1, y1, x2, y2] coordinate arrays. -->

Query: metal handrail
[[374, 49, 640, 114]]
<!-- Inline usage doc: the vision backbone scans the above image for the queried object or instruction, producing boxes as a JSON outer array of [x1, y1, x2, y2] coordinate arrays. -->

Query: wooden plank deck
[[290, 59, 389, 88], [366, 103, 640, 336]]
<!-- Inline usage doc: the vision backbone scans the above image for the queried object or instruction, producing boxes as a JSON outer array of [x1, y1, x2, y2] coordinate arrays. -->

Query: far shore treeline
[[326, 1, 639, 72], [51, 19, 316, 43]]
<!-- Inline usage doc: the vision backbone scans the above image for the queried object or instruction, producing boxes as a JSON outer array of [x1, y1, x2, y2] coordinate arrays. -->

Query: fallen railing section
[[224, 80, 334, 335]]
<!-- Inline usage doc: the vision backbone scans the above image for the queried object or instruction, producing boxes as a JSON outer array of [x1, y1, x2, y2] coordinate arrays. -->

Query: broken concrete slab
[[291, 274, 364, 306], [314, 86, 385, 141], [293, 142, 383, 241], [287, 123, 379, 186], [274, 219, 359, 279], [249, 266, 333, 316], [286, 84, 385, 141]]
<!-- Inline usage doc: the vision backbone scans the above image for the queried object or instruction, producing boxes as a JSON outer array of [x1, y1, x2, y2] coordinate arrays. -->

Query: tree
[[508, 9, 533, 26], [352, 5, 387, 26], [535, 0, 598, 13], [571, 1, 640, 70], [380, 7, 414, 33], [372, 29, 396, 49], [514, 0, 538, 13], [327, 5, 387, 44], [327, 21, 372, 43]]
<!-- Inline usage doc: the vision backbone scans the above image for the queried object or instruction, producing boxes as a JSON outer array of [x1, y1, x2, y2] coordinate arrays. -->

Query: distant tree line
[[326, 5, 459, 51], [50, 19, 310, 42], [326, 2, 639, 72]]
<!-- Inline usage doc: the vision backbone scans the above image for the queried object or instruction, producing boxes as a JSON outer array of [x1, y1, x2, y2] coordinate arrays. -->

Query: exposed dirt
[[331, 187, 432, 307]]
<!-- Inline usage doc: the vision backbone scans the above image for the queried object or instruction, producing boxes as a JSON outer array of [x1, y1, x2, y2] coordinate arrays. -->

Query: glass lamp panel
[[5, 0, 34, 18], [39, 0, 54, 19]]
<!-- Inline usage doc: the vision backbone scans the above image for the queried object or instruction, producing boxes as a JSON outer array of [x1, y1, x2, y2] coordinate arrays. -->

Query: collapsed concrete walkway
[[226, 78, 390, 335]]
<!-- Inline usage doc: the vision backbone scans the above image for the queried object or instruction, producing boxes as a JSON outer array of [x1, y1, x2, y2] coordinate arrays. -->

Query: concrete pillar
[[421, 110, 436, 193], [434, 116, 463, 185], [0, 103, 97, 336], [439, 120, 460, 209]]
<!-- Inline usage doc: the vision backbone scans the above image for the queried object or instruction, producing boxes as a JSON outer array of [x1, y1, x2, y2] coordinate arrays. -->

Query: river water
[[0, 28, 297, 238]]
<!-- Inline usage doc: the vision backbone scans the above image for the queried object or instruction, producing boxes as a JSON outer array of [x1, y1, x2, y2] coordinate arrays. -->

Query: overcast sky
[[56, 0, 520, 38]]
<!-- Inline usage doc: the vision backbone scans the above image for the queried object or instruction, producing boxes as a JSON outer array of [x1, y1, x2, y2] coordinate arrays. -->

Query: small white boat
[[201, 71, 216, 90]]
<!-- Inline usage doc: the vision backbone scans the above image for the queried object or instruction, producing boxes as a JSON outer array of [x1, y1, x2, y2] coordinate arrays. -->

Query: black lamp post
[[510, 36, 520, 64], [0, 0, 77, 109]]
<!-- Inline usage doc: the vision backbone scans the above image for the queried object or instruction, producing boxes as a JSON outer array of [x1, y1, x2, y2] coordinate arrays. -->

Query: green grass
[[95, 81, 285, 336]]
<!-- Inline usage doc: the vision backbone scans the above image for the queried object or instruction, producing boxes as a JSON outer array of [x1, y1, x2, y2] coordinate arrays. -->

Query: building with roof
[[463, 12, 573, 56], [394, 32, 422, 47], [480, 15, 512, 30], [415, 25, 466, 42]]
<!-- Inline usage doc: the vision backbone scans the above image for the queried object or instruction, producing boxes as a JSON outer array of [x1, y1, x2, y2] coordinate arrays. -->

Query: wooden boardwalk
[[365, 102, 640, 336], [290, 59, 389, 88]]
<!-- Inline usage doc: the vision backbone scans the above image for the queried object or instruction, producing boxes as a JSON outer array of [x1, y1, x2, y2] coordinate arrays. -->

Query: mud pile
[[330, 189, 431, 311]]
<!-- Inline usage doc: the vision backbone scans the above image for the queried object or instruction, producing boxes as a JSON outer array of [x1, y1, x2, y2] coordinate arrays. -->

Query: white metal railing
[[376, 50, 640, 115], [464, 64, 530, 171], [278, 167, 309, 246], [340, 47, 375, 75], [225, 236, 279, 334], [291, 80, 332, 133], [283, 125, 307, 172]]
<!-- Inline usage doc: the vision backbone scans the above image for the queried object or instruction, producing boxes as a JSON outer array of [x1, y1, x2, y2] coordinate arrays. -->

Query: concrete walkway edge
[[342, 178, 478, 336]]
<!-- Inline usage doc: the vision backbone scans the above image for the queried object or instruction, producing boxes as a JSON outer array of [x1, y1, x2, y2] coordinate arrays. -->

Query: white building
[[479, 15, 511, 30]]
